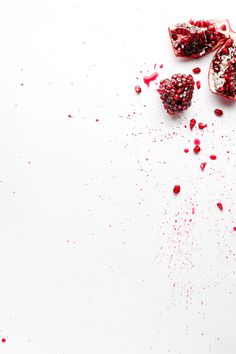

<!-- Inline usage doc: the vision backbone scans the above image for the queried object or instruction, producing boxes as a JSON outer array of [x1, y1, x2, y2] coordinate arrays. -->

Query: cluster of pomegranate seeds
[[214, 108, 223, 116], [217, 202, 223, 211], [173, 185, 181, 194], [169, 20, 230, 58], [194, 145, 201, 154], [190, 118, 196, 130], [192, 67, 201, 74], [196, 81, 201, 89], [198, 122, 207, 129], [209, 38, 236, 99], [135, 85, 142, 94], [158, 74, 195, 114]]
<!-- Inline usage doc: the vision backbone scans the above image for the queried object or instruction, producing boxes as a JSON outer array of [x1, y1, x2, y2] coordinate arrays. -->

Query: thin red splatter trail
[[143, 72, 159, 86]]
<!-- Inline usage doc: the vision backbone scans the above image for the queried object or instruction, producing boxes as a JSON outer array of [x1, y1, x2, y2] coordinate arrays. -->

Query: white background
[[0, 1, 236, 353]]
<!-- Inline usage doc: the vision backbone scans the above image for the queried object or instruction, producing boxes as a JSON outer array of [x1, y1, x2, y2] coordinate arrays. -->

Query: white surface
[[0, 1, 236, 353]]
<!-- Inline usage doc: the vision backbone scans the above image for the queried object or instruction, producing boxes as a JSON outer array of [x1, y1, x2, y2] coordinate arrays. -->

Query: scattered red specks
[[194, 138, 201, 145], [184, 148, 189, 153], [160, 64, 163, 69], [194, 145, 201, 154], [196, 81, 201, 89], [200, 162, 207, 171], [173, 185, 181, 195], [190, 118, 196, 130], [214, 109, 223, 117], [210, 154, 217, 160], [233, 227, 236, 232], [217, 202, 223, 211], [135, 85, 142, 94], [198, 122, 207, 129], [192, 67, 201, 74], [143, 72, 159, 86], [95, 118, 99, 122], [1, 338, 6, 343]]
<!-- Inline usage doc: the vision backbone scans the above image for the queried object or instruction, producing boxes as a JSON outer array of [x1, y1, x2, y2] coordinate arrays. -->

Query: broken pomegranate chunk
[[169, 19, 230, 58], [199, 122, 207, 129], [158, 74, 195, 115], [209, 35, 236, 100]]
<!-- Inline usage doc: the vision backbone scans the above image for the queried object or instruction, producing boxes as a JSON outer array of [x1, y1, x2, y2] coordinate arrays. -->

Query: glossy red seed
[[214, 109, 223, 116], [196, 81, 201, 89], [184, 148, 189, 153], [173, 185, 181, 194], [1, 338, 6, 343], [135, 85, 142, 94], [192, 67, 201, 74], [198, 122, 207, 129], [210, 154, 217, 160], [217, 202, 223, 211], [200, 162, 207, 171], [190, 118, 196, 130], [220, 24, 226, 31], [194, 145, 201, 154]]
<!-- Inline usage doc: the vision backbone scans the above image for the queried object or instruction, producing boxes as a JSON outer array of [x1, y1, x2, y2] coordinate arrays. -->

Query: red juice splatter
[[200, 162, 207, 171], [210, 154, 217, 160], [184, 148, 189, 153], [190, 119, 196, 130], [194, 138, 201, 145], [143, 72, 159, 86], [135, 85, 142, 94], [217, 202, 223, 211], [198, 122, 207, 129], [173, 185, 181, 195]]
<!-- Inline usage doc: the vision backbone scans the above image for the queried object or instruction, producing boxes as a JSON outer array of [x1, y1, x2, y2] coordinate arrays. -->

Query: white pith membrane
[[210, 42, 236, 96]]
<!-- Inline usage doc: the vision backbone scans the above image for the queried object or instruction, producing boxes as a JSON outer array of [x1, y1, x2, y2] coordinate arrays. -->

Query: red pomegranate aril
[[199, 122, 207, 129], [194, 145, 201, 154], [135, 85, 142, 94], [169, 19, 230, 58], [158, 74, 195, 115], [184, 148, 189, 153], [196, 81, 201, 89], [214, 108, 223, 116], [190, 118, 196, 130], [210, 154, 217, 160], [173, 185, 181, 194], [217, 202, 223, 211], [192, 67, 201, 74], [200, 162, 207, 171]]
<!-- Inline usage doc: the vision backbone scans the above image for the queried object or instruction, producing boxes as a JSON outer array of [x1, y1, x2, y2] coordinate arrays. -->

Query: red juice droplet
[[1, 338, 6, 343], [143, 72, 159, 86], [198, 122, 207, 129], [217, 202, 223, 211], [200, 162, 207, 171], [190, 119, 196, 130], [194, 145, 201, 154], [194, 138, 201, 145], [210, 154, 217, 160], [184, 148, 189, 153]]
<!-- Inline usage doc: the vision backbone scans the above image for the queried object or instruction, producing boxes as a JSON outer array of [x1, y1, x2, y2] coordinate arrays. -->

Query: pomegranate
[[169, 19, 230, 58], [209, 35, 236, 100], [157, 74, 195, 115]]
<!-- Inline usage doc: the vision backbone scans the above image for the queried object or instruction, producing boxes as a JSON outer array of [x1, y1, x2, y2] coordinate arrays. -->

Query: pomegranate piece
[[214, 108, 223, 116], [194, 145, 201, 154], [173, 185, 181, 194], [158, 74, 195, 115], [209, 35, 236, 100], [196, 81, 201, 89], [198, 122, 207, 129], [135, 85, 142, 94], [169, 19, 230, 58], [192, 67, 201, 74]]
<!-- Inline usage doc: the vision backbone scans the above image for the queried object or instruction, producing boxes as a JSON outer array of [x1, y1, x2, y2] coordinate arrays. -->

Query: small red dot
[[1, 338, 6, 343], [173, 185, 181, 195]]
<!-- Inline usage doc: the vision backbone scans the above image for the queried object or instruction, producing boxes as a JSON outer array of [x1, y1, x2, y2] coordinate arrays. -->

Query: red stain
[[190, 119, 196, 130], [217, 202, 223, 211], [184, 148, 189, 153], [194, 138, 201, 145], [198, 122, 207, 129], [210, 154, 217, 160], [173, 185, 181, 195], [143, 72, 159, 86], [200, 162, 207, 171], [135, 85, 142, 94]]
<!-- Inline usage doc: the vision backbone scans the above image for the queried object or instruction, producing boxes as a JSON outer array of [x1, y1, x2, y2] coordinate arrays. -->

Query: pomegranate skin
[[169, 19, 230, 58], [208, 34, 236, 100]]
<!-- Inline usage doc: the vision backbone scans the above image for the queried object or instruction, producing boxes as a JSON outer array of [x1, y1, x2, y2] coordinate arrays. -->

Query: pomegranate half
[[169, 19, 230, 58], [209, 34, 236, 100]]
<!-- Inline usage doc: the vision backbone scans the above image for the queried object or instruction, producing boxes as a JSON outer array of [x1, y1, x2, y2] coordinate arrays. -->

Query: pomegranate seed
[[217, 202, 223, 211], [190, 118, 196, 130], [192, 67, 201, 74], [220, 24, 226, 31], [194, 145, 201, 154], [196, 81, 201, 89], [210, 154, 217, 160], [135, 85, 142, 94], [200, 162, 207, 171], [214, 109, 223, 116], [194, 138, 201, 145], [173, 185, 181, 195], [198, 122, 207, 129], [184, 148, 189, 153]]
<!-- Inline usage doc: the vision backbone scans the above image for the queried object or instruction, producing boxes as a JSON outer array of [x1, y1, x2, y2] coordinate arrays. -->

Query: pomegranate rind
[[208, 34, 236, 100], [169, 19, 230, 58]]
